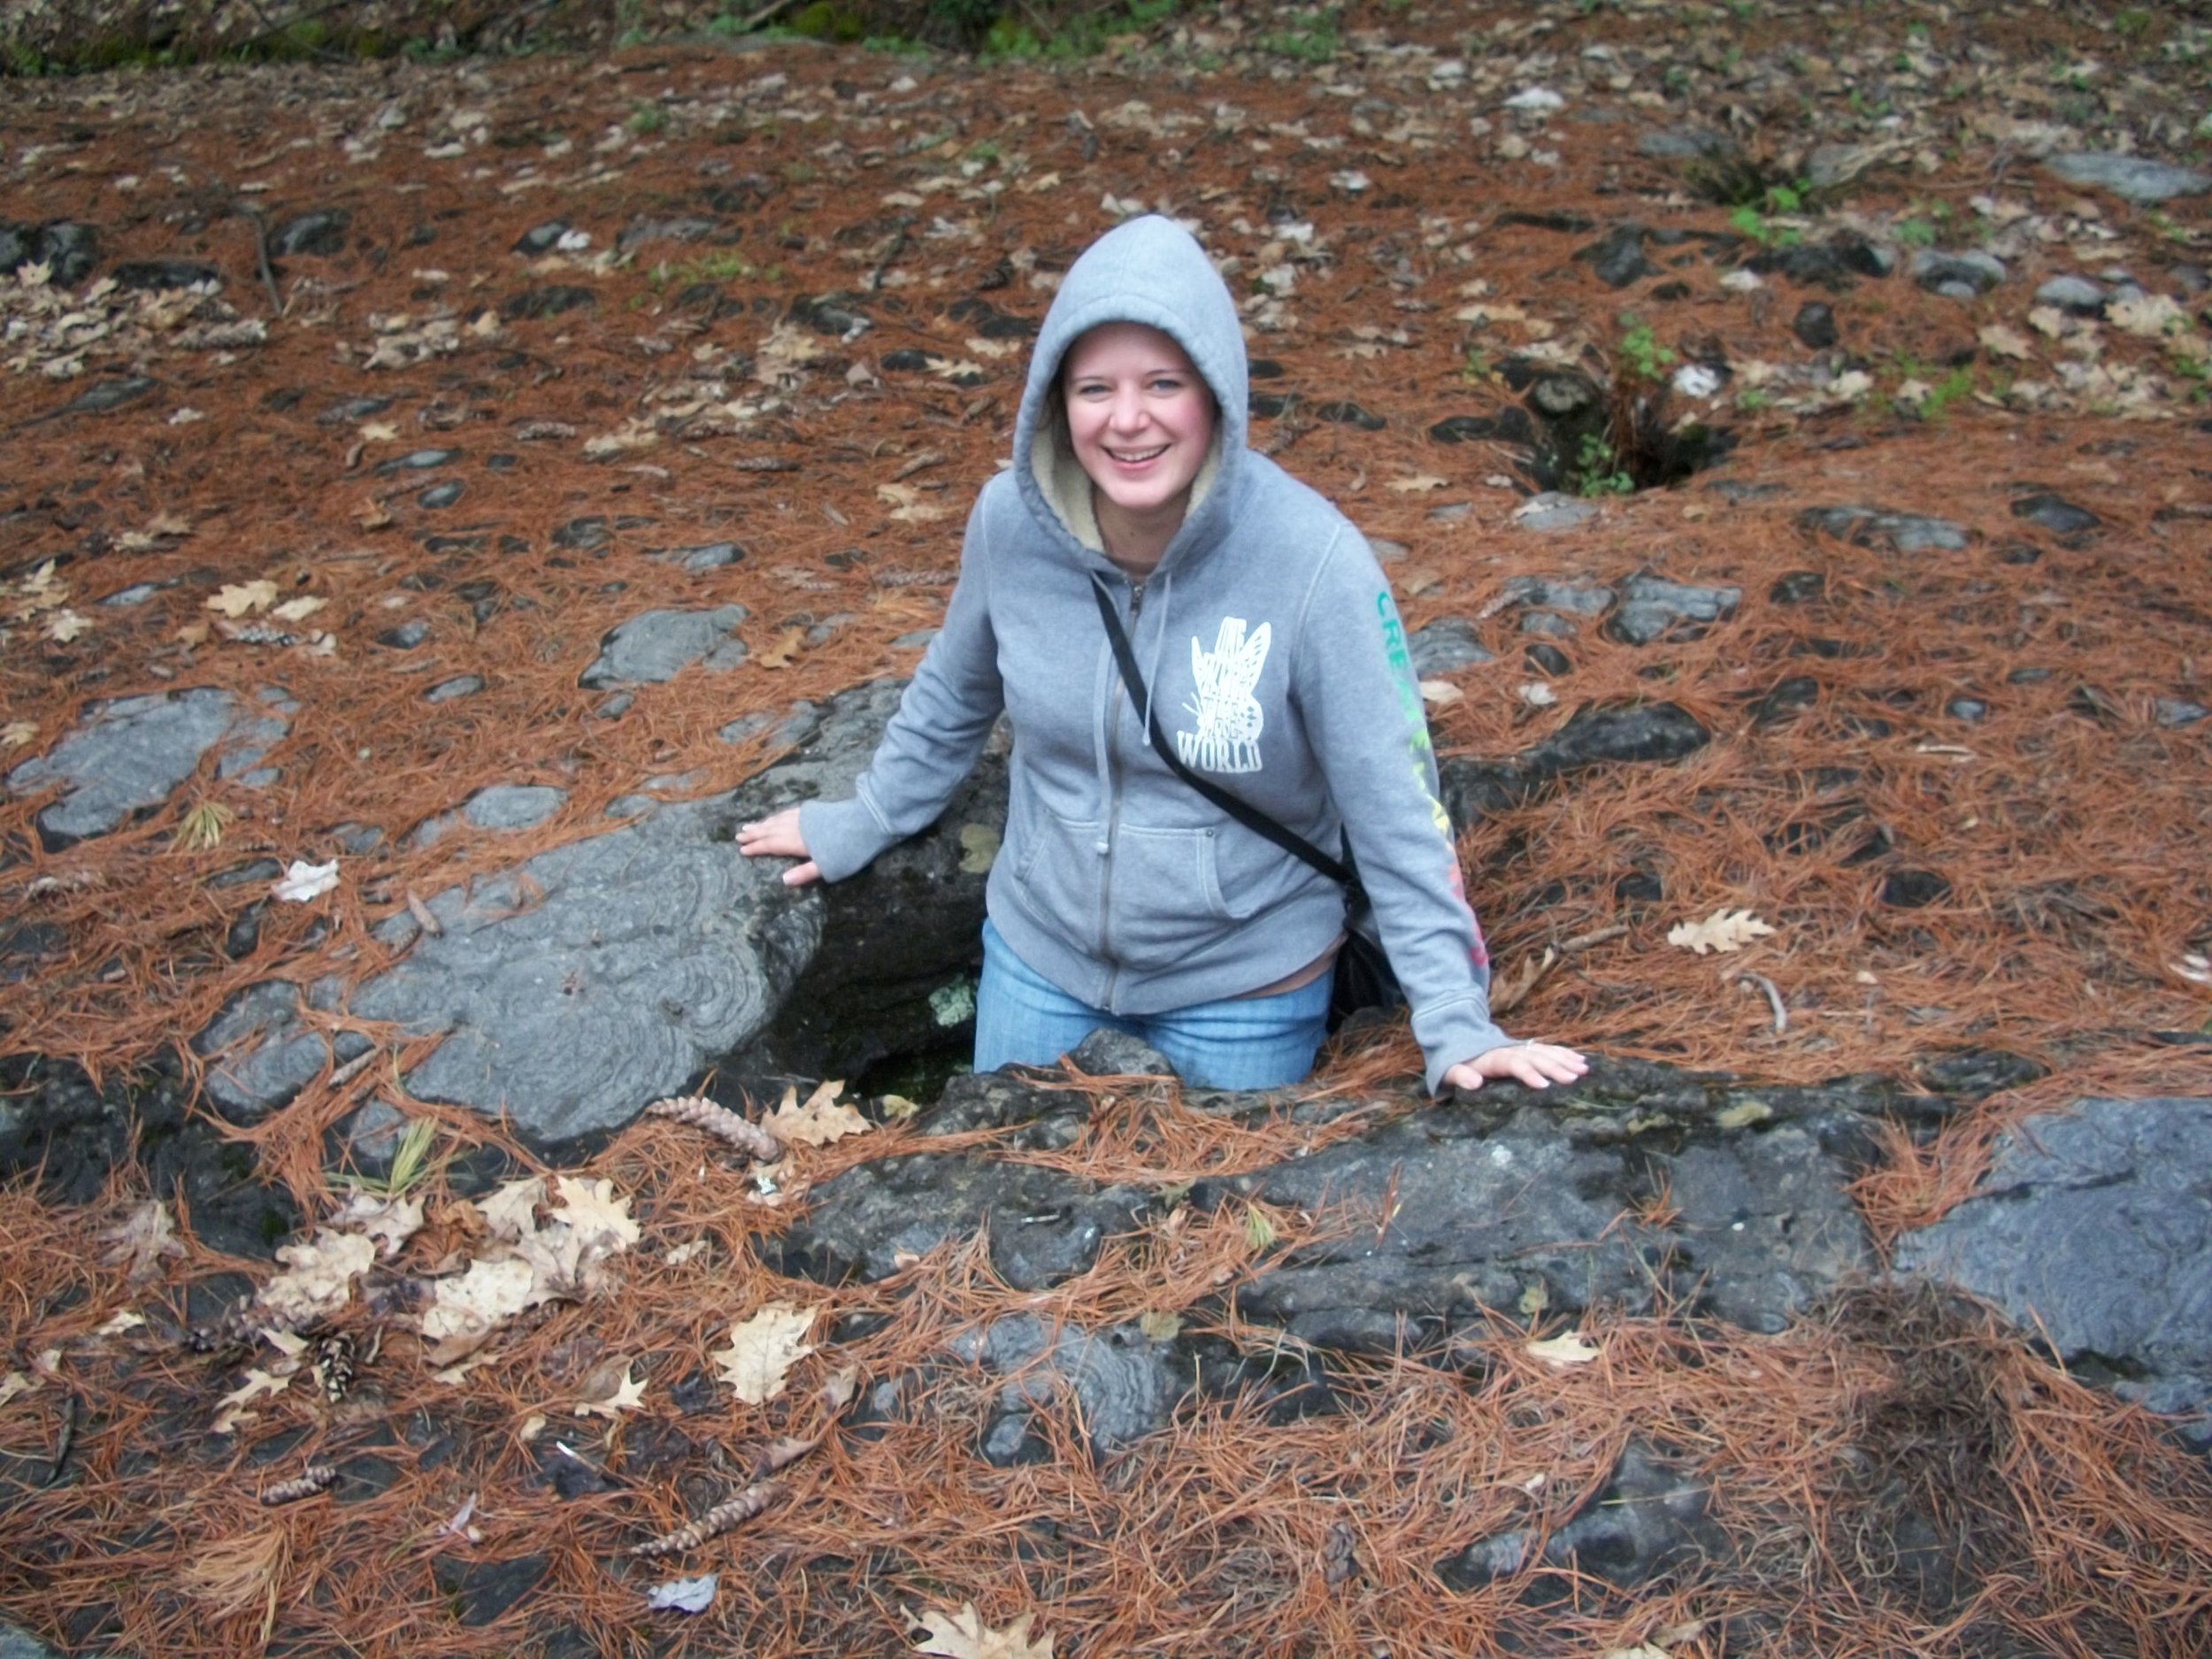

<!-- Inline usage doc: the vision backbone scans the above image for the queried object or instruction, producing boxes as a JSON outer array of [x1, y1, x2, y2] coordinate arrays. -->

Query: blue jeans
[[973, 918, 1331, 1090]]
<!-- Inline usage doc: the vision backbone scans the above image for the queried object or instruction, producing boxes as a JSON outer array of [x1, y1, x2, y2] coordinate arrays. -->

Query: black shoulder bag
[[1089, 576, 1404, 1033]]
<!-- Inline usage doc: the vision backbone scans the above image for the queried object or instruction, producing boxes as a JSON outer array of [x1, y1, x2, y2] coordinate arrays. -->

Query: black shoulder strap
[[1089, 575, 1352, 887]]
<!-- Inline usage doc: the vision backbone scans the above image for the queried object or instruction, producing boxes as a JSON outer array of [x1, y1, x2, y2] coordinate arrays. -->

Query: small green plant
[[627, 102, 669, 135], [1571, 432, 1635, 496], [1461, 346, 1491, 384], [2112, 7, 2151, 38], [1260, 6, 1340, 62], [1735, 387, 1773, 411], [1913, 364, 1976, 422], [1616, 315, 1677, 381], [1895, 217, 1938, 249], [2170, 345, 2210, 401]]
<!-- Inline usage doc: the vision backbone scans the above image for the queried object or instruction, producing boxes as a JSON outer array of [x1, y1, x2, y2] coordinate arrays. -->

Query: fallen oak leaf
[[764, 1079, 869, 1148], [754, 625, 805, 670], [206, 580, 279, 618], [574, 1358, 648, 1420], [97, 1199, 187, 1285], [46, 610, 92, 642], [1665, 908, 1775, 956], [1526, 1332, 1601, 1367], [712, 1303, 816, 1404], [909, 1601, 1054, 1659], [214, 1366, 295, 1432]]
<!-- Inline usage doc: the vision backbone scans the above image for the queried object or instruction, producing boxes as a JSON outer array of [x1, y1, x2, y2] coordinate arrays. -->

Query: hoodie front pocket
[[1103, 823, 1233, 969], [1010, 791, 1109, 956]]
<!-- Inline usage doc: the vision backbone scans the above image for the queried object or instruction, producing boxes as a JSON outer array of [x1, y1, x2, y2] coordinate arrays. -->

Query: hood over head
[[1012, 215, 1249, 572]]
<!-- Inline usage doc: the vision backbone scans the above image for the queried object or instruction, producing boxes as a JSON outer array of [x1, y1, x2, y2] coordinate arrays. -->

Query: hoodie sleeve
[[797, 499, 1004, 882], [1294, 530, 1513, 1093]]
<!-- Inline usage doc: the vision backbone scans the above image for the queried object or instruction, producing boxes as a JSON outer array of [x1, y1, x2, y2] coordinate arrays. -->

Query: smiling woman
[[738, 214, 1586, 1098], [1057, 321, 1217, 573]]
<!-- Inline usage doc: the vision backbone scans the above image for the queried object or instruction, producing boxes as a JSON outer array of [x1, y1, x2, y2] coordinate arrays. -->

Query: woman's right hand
[[737, 807, 821, 887]]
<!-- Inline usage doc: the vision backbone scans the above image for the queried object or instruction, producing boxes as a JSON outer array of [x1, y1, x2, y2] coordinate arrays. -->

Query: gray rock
[[1500, 575, 1615, 616], [112, 257, 219, 290], [1895, 1097, 2212, 1443], [1609, 572, 1740, 645], [1223, 1069, 1872, 1348], [1513, 493, 1601, 533], [1636, 127, 1733, 161], [0, 1616, 69, 1657], [617, 215, 720, 254], [425, 675, 485, 703], [58, 376, 155, 415], [1910, 249, 2007, 297], [2043, 153, 2212, 206], [2153, 697, 2207, 728], [271, 208, 350, 257], [374, 448, 457, 474], [100, 582, 165, 607], [1798, 505, 1970, 554], [9, 220, 97, 284], [465, 784, 568, 831], [1576, 223, 1659, 288], [2011, 492, 2100, 538], [1436, 1440, 1730, 1593], [785, 1054, 1882, 1357], [580, 605, 751, 688], [512, 221, 569, 256], [1793, 301, 1838, 349], [2035, 274, 2108, 316], [5, 688, 288, 845], [651, 541, 744, 572], [1406, 618, 1494, 674], [1804, 142, 1892, 191], [953, 1311, 1176, 1454], [196, 680, 1004, 1156]]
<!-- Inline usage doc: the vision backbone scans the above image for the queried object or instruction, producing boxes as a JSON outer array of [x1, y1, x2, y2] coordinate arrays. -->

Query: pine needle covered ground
[[3, 3, 2210, 1655]]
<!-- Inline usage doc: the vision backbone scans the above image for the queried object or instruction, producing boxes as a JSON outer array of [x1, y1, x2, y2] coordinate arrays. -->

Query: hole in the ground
[[1503, 352, 1738, 499]]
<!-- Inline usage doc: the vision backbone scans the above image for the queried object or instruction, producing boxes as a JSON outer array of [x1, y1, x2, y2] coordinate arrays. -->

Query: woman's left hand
[[1441, 1041, 1588, 1094]]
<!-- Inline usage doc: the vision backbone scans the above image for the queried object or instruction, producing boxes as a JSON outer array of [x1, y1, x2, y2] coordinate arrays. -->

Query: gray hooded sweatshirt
[[800, 214, 1509, 1090]]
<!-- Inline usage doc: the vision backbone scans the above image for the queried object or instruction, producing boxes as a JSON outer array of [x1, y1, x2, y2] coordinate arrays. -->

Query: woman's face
[[1060, 322, 1215, 529]]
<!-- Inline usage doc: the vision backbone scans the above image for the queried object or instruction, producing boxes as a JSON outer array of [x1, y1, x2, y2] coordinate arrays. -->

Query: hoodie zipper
[[1098, 577, 1144, 1008]]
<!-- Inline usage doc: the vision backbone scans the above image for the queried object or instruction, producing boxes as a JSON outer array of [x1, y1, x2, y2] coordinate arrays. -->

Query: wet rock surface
[[1895, 1097, 2212, 1446]]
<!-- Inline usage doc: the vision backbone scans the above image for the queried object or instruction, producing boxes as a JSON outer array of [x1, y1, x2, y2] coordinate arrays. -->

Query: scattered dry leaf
[[909, 1601, 1054, 1659], [755, 625, 805, 670], [764, 1079, 869, 1148], [98, 1200, 187, 1284], [207, 580, 279, 618], [574, 1356, 648, 1419], [1526, 1332, 1601, 1367], [712, 1303, 817, 1404], [1666, 908, 1776, 956]]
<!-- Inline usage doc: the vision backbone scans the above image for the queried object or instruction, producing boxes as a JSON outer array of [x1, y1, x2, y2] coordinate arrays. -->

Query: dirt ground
[[3, 2, 2211, 1655]]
